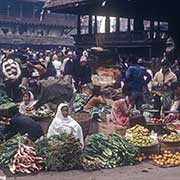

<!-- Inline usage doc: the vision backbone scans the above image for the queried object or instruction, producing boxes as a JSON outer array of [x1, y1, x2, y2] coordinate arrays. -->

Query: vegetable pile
[[9, 144, 44, 174], [25, 104, 54, 118], [81, 133, 139, 171], [126, 125, 149, 136], [36, 133, 82, 171], [0, 135, 23, 168], [0, 102, 17, 110], [0, 95, 12, 105], [127, 134, 157, 147], [160, 133, 180, 142], [0, 135, 44, 174], [148, 118, 164, 125], [150, 151, 180, 167], [164, 114, 180, 123]]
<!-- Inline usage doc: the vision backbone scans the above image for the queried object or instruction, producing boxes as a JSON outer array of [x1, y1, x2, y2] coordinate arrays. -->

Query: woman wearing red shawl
[[110, 93, 135, 127]]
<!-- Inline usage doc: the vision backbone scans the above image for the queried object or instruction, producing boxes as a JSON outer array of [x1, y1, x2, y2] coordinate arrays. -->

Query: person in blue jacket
[[124, 57, 152, 109]]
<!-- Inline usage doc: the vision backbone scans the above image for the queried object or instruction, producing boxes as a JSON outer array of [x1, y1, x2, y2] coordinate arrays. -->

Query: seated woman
[[47, 103, 84, 146], [84, 86, 106, 110], [110, 92, 136, 127], [19, 91, 36, 114]]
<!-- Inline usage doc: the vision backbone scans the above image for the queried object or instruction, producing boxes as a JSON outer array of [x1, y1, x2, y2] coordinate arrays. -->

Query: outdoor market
[[0, 0, 180, 179]]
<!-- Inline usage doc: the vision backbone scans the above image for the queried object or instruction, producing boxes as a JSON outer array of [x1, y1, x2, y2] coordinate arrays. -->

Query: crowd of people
[[0, 46, 180, 146]]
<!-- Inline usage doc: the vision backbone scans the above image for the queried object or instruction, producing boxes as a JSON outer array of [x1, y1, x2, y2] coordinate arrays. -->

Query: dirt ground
[[0, 162, 179, 180]]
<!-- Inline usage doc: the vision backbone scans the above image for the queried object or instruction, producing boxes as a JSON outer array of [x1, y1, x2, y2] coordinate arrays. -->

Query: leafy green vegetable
[[81, 133, 139, 170], [35, 133, 82, 171]]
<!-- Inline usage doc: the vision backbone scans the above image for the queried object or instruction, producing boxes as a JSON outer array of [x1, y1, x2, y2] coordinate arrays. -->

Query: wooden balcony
[[0, 34, 75, 46], [74, 31, 152, 48], [0, 15, 76, 27]]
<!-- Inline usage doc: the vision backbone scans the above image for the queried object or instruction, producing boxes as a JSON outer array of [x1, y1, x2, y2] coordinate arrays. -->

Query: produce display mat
[[146, 161, 180, 168]]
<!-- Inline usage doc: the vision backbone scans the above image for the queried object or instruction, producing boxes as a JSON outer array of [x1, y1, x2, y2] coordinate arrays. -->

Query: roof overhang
[[44, 0, 180, 21], [44, 0, 104, 15]]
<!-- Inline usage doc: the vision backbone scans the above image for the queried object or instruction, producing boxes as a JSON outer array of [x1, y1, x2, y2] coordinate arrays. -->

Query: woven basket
[[71, 112, 92, 138], [138, 143, 160, 155], [38, 117, 53, 134]]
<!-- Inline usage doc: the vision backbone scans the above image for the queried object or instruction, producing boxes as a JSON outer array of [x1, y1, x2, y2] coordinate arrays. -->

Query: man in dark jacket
[[78, 56, 92, 90], [0, 114, 43, 142], [125, 57, 152, 109]]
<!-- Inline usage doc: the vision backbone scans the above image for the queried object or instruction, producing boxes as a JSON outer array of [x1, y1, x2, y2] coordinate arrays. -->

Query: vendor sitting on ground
[[83, 85, 106, 110], [170, 81, 180, 112], [47, 103, 84, 147], [152, 59, 177, 90], [0, 112, 44, 142], [19, 91, 36, 114], [110, 92, 139, 127]]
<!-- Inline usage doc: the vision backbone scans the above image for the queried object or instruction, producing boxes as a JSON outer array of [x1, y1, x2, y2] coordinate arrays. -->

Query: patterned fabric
[[2, 59, 21, 80], [110, 99, 129, 127]]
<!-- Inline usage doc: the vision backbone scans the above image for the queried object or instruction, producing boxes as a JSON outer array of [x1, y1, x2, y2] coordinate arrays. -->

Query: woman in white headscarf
[[47, 103, 84, 147], [19, 91, 35, 114]]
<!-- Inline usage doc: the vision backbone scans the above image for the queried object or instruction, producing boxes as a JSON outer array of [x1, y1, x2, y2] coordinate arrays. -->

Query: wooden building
[[0, 0, 76, 47], [44, 0, 180, 58]]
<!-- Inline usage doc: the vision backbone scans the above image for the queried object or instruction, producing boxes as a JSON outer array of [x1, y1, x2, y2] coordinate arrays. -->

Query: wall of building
[[0, 0, 77, 46]]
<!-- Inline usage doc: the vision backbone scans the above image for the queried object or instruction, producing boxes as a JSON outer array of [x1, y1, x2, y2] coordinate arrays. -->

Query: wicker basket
[[138, 144, 160, 155], [160, 141, 180, 152], [71, 112, 92, 138], [37, 117, 53, 134]]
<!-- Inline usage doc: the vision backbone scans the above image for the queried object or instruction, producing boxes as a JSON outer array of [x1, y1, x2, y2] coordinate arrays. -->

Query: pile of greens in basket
[[81, 133, 139, 171], [35, 133, 82, 171]]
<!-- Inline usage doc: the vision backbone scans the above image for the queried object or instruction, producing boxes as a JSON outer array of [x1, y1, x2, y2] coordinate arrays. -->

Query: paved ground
[[0, 162, 180, 180]]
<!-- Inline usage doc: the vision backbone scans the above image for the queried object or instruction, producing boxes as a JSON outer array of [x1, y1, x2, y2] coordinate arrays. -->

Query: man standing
[[125, 57, 151, 109], [76, 55, 92, 92], [62, 51, 74, 84]]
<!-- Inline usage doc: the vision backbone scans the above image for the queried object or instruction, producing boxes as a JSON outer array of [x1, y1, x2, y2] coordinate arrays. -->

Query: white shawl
[[47, 103, 84, 146]]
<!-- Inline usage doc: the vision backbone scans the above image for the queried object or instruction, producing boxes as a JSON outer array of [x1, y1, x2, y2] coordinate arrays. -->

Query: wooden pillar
[[128, 18, 131, 31], [157, 21, 160, 39], [105, 16, 110, 33], [88, 15, 92, 34], [116, 17, 120, 32], [150, 19, 154, 39], [94, 16, 97, 34], [77, 15, 81, 35]]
